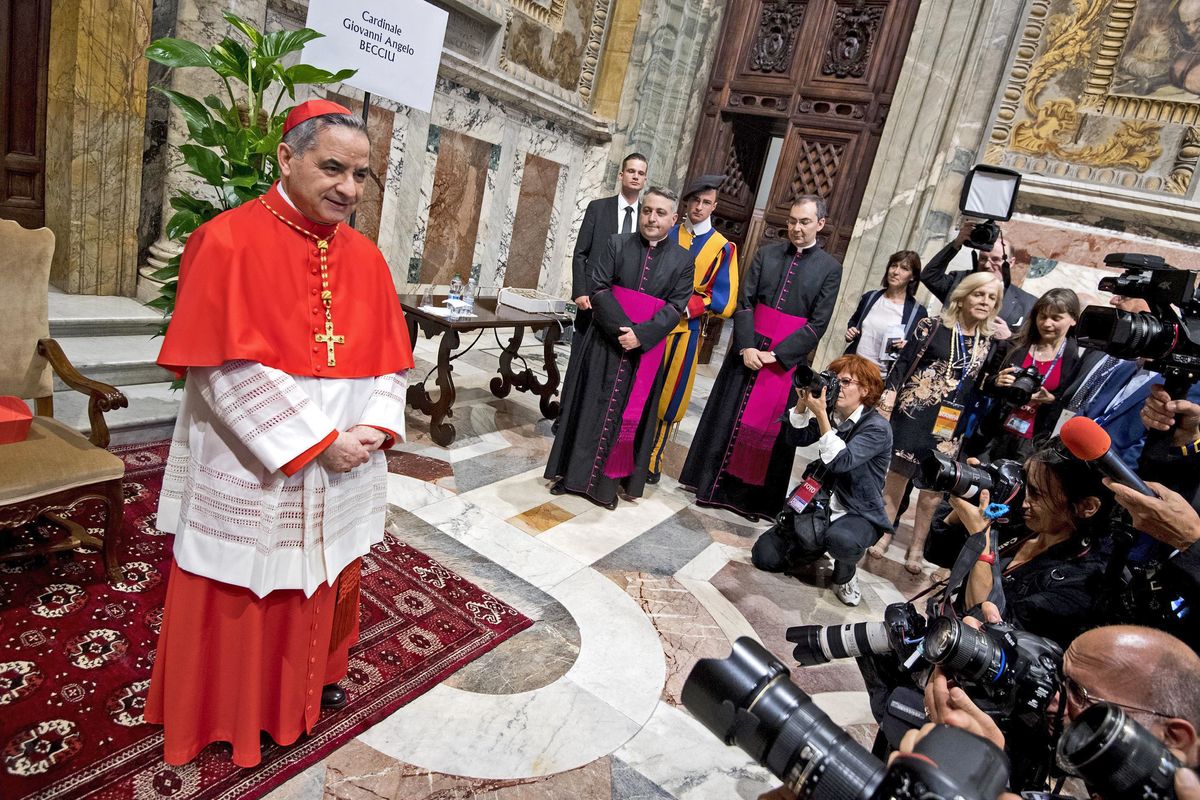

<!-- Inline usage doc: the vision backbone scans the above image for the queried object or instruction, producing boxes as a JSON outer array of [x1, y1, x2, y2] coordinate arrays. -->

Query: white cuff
[[789, 407, 814, 428], [817, 428, 846, 463]]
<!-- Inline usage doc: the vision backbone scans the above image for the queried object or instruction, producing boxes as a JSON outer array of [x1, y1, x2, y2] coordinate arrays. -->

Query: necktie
[[1068, 355, 1121, 413], [621, 205, 633, 234]]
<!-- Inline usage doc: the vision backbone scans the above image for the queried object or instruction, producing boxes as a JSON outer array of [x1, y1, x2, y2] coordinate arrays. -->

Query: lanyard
[[1029, 339, 1066, 386]]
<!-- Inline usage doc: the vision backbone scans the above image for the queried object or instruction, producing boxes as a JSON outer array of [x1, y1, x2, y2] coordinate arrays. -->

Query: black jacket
[[920, 241, 1037, 329], [733, 242, 843, 369], [785, 407, 894, 532], [977, 337, 1087, 445], [572, 195, 637, 298], [844, 289, 929, 355]]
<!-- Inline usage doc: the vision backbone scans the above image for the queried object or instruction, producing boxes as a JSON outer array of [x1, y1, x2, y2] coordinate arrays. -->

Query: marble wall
[[506, 155, 562, 289], [46, 0, 153, 296], [330, 92, 396, 244], [422, 129, 496, 286]]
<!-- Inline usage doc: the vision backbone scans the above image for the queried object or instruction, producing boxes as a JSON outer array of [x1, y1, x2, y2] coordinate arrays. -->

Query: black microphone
[[1060, 416, 1157, 497]]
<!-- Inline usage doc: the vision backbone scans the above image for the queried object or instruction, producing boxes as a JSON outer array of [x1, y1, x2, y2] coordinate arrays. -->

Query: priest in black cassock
[[546, 188, 694, 509], [680, 195, 843, 521]]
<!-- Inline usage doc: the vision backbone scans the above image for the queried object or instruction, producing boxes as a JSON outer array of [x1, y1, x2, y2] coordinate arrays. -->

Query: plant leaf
[[150, 265, 180, 282], [179, 145, 225, 186], [258, 28, 324, 60], [166, 209, 203, 241], [156, 89, 214, 137], [223, 12, 263, 46], [146, 38, 212, 68], [285, 64, 357, 85], [210, 37, 251, 81]]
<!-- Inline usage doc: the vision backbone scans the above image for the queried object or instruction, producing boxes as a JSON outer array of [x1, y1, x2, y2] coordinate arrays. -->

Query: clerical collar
[[789, 240, 818, 254], [640, 233, 668, 247], [269, 181, 339, 238], [686, 217, 713, 236]]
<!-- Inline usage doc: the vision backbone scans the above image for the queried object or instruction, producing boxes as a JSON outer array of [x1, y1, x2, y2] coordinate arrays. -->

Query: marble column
[[45, 0, 153, 296], [813, 0, 1026, 368], [610, 0, 726, 188], [140, 0, 269, 302]]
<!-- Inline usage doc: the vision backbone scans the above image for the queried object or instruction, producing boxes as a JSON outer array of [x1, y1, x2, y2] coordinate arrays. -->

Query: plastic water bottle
[[448, 274, 463, 302], [463, 277, 476, 316]]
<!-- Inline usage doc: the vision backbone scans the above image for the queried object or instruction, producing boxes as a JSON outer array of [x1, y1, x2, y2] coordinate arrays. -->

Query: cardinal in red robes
[[144, 99, 414, 767]]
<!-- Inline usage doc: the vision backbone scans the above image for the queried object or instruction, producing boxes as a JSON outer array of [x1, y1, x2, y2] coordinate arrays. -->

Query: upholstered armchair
[[0, 219, 128, 583]]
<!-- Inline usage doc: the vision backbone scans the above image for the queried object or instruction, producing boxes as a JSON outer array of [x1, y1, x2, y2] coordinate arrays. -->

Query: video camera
[[682, 637, 1011, 800], [1077, 254, 1200, 395], [793, 365, 840, 412]]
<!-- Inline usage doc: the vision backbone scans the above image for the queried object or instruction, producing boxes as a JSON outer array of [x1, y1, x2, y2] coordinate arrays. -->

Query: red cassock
[[145, 183, 413, 767]]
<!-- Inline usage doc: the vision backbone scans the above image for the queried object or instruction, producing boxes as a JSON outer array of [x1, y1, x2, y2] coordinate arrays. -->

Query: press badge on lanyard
[[932, 401, 963, 440], [787, 475, 823, 513]]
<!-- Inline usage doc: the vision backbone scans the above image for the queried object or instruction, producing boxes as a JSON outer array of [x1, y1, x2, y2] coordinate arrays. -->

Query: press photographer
[[751, 355, 892, 607], [943, 446, 1112, 645], [919, 167, 1036, 340], [922, 624, 1200, 799]]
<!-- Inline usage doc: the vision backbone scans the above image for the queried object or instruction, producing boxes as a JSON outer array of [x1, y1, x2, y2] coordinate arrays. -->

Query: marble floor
[[266, 329, 935, 800]]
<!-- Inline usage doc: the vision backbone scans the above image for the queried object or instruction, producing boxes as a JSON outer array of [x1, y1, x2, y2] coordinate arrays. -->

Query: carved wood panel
[[0, 0, 50, 229], [686, 0, 918, 259]]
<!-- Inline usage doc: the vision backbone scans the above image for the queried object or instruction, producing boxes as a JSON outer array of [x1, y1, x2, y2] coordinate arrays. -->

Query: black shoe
[[321, 684, 348, 710], [646, 472, 660, 484], [549, 481, 567, 496]]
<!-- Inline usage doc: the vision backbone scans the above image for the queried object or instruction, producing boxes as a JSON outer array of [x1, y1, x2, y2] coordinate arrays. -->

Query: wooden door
[[0, 0, 51, 229], [688, 0, 920, 260]]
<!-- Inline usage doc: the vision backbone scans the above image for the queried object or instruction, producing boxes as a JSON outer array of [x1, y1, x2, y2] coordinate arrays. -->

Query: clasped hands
[[319, 425, 387, 473], [742, 347, 776, 371]]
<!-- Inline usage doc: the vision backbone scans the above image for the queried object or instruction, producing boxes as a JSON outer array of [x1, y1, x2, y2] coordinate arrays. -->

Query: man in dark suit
[[919, 220, 1036, 340], [570, 152, 648, 337]]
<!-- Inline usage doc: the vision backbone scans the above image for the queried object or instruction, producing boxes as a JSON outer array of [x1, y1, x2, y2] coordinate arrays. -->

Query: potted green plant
[[144, 12, 355, 323]]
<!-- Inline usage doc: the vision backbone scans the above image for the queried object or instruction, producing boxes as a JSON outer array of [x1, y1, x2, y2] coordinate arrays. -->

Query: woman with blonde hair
[[871, 271, 1004, 573]]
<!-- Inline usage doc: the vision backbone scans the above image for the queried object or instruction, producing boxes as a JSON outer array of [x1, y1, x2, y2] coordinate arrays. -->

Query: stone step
[[53, 335, 172, 391], [48, 291, 165, 338], [51, 381, 179, 447]]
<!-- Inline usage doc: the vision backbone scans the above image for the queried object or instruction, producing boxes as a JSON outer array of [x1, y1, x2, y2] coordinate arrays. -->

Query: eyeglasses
[[980, 255, 1005, 265], [1061, 674, 1173, 719], [837, 377, 858, 387]]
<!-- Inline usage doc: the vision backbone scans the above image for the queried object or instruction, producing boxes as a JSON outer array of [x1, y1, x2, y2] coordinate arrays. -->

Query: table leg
[[490, 323, 561, 419], [490, 325, 524, 399], [406, 323, 459, 446], [539, 323, 562, 419]]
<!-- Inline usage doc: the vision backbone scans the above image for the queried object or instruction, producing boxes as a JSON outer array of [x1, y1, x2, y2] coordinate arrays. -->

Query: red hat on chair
[[283, 98, 353, 137]]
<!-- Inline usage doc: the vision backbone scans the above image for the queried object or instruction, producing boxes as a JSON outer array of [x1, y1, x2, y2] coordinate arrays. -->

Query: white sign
[[303, 0, 448, 112]]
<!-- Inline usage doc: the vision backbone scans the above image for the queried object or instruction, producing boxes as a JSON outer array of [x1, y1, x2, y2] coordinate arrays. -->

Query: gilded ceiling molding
[[988, 0, 1165, 176], [1169, 126, 1200, 194]]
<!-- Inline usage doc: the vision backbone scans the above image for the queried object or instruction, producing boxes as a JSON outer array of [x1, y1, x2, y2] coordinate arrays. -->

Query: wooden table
[[399, 295, 568, 446]]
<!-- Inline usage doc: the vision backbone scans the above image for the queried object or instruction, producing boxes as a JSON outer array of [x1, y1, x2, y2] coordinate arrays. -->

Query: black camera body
[[999, 364, 1044, 406], [682, 637, 1011, 800], [924, 617, 1062, 730], [793, 365, 840, 412], [915, 451, 1024, 505], [1077, 254, 1200, 394], [965, 218, 1002, 252]]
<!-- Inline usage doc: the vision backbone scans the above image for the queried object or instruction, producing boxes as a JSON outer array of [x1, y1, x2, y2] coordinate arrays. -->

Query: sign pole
[[350, 90, 373, 230]]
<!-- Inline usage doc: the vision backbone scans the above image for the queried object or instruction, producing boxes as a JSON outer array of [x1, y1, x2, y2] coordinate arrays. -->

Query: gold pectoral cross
[[315, 319, 345, 367]]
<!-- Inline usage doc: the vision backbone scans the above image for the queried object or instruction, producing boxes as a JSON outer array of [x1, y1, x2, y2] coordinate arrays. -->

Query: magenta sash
[[726, 304, 808, 485], [603, 285, 669, 479]]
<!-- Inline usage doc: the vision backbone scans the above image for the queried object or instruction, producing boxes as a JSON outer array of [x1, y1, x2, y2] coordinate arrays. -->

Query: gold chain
[[259, 198, 345, 367]]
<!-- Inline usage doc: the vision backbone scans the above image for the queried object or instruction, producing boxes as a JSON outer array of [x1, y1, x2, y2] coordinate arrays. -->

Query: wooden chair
[[0, 219, 128, 583]]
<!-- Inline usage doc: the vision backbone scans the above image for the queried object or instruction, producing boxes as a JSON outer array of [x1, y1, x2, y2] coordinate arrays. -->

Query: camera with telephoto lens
[[787, 602, 926, 667], [793, 365, 840, 412], [1058, 703, 1181, 800], [915, 452, 1024, 504], [923, 616, 1062, 729], [1077, 254, 1200, 394], [966, 219, 1002, 251], [681, 637, 1011, 800]]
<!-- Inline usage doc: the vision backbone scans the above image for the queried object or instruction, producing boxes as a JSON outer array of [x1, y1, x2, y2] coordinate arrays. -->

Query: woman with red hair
[[751, 354, 893, 606]]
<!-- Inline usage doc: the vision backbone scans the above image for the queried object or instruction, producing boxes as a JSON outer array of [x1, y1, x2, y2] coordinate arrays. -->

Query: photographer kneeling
[[751, 354, 892, 607]]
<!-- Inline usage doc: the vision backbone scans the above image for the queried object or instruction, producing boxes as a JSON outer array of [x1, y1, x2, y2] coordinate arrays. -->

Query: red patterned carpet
[[0, 441, 532, 800]]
